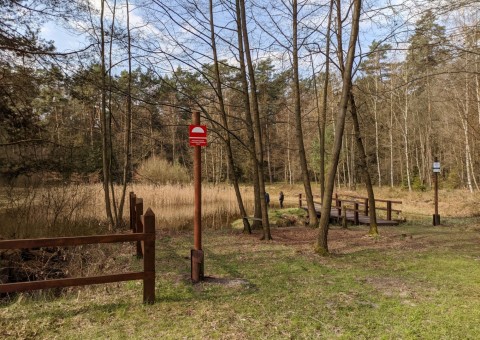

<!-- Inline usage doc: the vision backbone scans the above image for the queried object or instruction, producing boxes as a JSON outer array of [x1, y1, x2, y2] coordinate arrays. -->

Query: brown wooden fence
[[0, 191, 156, 304], [299, 192, 402, 225]]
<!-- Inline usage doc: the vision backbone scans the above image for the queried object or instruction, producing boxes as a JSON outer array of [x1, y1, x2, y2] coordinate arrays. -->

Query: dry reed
[[0, 183, 258, 237], [2, 181, 479, 239]]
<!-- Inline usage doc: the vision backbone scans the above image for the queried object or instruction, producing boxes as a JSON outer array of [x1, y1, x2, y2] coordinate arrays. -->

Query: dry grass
[[0, 183, 105, 238], [334, 186, 480, 218], [1, 181, 479, 239], [132, 183, 256, 231], [0, 183, 258, 238], [136, 157, 190, 185], [268, 183, 480, 219]]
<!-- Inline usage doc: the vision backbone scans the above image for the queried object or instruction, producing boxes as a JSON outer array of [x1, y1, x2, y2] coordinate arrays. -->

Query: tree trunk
[[118, 0, 133, 227], [287, 109, 293, 184], [373, 69, 381, 187], [316, 0, 362, 254], [239, 0, 271, 240], [462, 73, 473, 192], [349, 92, 378, 235], [319, 0, 334, 203], [210, 0, 251, 233], [100, 0, 114, 228], [235, 0, 262, 230], [403, 69, 412, 191], [107, 0, 119, 226], [293, 0, 317, 227], [390, 76, 394, 187]]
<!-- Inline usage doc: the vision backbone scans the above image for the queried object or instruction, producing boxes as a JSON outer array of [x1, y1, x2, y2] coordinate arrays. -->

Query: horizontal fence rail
[[0, 233, 148, 250], [298, 192, 403, 225], [0, 191, 156, 304]]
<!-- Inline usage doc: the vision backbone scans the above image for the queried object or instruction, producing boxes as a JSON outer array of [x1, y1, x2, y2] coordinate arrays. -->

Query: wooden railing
[[298, 192, 402, 224], [0, 191, 156, 304]]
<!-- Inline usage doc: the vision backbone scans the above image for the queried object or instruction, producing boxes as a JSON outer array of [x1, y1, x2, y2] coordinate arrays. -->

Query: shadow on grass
[[0, 296, 132, 320]]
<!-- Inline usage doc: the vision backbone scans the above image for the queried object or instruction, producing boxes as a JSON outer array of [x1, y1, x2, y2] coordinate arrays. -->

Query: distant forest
[[1, 0, 479, 192]]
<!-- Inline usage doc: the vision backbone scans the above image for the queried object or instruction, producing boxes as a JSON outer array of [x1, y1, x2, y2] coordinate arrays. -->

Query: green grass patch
[[2, 224, 480, 338]]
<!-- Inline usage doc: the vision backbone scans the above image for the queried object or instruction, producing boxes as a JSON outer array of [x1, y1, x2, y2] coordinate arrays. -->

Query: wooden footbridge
[[299, 193, 402, 226]]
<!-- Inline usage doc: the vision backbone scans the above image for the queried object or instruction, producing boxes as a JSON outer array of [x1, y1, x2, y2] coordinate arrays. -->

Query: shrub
[[136, 157, 190, 185]]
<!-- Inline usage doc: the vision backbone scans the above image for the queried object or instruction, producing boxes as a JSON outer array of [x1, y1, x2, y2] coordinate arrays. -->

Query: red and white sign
[[189, 125, 208, 147]]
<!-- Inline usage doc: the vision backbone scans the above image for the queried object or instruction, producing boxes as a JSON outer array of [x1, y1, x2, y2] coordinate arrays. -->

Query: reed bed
[[0, 183, 105, 238], [2, 180, 479, 239], [133, 183, 255, 231], [0, 183, 258, 238]]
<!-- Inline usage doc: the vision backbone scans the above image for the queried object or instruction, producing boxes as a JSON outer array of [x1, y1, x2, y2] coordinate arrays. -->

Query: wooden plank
[[0, 233, 152, 250], [375, 198, 402, 204], [143, 208, 156, 304], [341, 194, 368, 200], [129, 192, 136, 231], [135, 199, 144, 258], [339, 198, 364, 205], [375, 207, 402, 213], [0, 272, 150, 293], [303, 205, 400, 226]]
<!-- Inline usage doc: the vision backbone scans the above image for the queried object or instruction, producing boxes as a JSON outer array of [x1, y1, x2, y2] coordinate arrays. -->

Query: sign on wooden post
[[189, 125, 208, 147], [191, 112, 205, 283], [433, 158, 441, 225]]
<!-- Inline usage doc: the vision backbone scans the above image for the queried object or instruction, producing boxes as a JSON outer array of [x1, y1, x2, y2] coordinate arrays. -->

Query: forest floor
[[2, 215, 480, 339]]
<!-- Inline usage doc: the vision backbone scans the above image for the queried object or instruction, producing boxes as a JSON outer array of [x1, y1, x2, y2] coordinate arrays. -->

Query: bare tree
[[209, 0, 251, 233], [239, 0, 271, 240], [316, 0, 362, 254], [292, 0, 318, 227]]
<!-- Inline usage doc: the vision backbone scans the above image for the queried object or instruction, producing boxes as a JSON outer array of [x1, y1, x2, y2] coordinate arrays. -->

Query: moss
[[230, 208, 307, 229]]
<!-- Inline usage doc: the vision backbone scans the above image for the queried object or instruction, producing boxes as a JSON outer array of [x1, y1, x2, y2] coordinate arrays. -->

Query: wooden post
[[433, 157, 441, 226], [386, 201, 392, 221], [342, 207, 347, 229], [129, 192, 136, 232], [298, 193, 302, 208], [354, 202, 359, 225], [337, 198, 342, 219], [135, 198, 144, 258], [192, 111, 204, 283], [364, 198, 369, 216], [142, 208, 155, 304]]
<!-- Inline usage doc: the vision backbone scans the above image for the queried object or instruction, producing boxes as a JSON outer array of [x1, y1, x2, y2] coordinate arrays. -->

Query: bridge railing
[[298, 192, 402, 223]]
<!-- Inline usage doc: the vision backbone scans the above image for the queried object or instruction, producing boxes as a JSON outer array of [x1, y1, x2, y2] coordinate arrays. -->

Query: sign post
[[433, 157, 441, 226], [190, 112, 206, 283]]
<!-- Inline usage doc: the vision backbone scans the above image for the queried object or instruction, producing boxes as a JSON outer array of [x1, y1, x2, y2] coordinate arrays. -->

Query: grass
[[2, 218, 480, 339], [2, 184, 480, 337], [230, 207, 307, 229]]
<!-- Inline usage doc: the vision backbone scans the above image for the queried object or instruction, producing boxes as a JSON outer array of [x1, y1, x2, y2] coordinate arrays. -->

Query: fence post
[[364, 198, 369, 216], [135, 198, 144, 258], [354, 202, 359, 225], [142, 208, 156, 304], [298, 193, 302, 208], [387, 201, 392, 221], [129, 192, 136, 232], [337, 196, 342, 219]]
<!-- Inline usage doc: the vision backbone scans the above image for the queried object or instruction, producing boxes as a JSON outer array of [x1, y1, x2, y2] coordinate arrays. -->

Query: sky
[[41, 22, 86, 53], [36, 0, 469, 77]]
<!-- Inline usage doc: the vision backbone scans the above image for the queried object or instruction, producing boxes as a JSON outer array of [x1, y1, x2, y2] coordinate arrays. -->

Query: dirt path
[[243, 225, 476, 255]]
